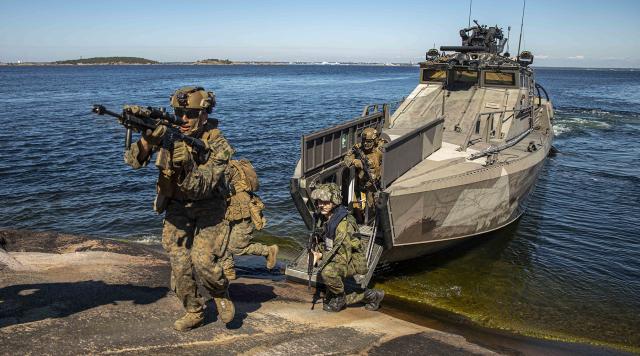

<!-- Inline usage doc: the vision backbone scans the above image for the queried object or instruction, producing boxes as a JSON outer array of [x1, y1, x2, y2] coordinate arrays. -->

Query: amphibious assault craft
[[286, 22, 554, 287]]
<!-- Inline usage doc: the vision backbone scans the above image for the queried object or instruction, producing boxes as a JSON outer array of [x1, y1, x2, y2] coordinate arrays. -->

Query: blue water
[[0, 65, 638, 349]]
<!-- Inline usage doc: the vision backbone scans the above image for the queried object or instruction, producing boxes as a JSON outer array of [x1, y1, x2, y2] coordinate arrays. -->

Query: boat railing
[[381, 116, 445, 188], [300, 108, 386, 176], [459, 105, 533, 151]]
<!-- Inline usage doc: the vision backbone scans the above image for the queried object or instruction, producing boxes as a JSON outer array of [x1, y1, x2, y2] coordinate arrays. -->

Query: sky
[[1, 0, 639, 67]]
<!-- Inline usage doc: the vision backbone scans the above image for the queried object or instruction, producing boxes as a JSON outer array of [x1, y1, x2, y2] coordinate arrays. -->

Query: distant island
[[195, 58, 233, 65], [0, 57, 417, 67], [54, 57, 158, 65]]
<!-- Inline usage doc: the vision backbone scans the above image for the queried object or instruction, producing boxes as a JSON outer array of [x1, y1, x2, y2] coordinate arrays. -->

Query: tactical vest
[[318, 208, 367, 274], [154, 121, 223, 210]]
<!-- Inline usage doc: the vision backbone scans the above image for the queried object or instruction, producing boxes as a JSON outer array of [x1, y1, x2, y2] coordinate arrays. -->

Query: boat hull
[[382, 144, 549, 263]]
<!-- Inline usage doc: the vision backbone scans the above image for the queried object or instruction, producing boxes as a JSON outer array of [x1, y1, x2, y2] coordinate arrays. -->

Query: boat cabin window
[[484, 71, 516, 86], [452, 70, 478, 84], [421, 68, 447, 83]]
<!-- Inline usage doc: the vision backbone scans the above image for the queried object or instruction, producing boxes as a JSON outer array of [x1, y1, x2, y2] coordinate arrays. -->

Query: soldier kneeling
[[310, 183, 384, 312]]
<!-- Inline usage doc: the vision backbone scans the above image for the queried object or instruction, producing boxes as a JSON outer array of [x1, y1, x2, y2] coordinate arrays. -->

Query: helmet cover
[[310, 183, 342, 205]]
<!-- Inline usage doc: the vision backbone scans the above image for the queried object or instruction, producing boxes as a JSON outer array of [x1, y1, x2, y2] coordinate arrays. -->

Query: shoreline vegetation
[[1, 57, 638, 70], [0, 56, 417, 67]]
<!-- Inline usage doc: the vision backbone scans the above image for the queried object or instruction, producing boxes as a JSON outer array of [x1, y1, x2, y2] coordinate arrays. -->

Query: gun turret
[[442, 21, 505, 55]]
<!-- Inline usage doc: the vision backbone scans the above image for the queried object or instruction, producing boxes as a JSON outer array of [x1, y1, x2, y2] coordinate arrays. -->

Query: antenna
[[506, 26, 511, 56], [516, 0, 526, 60], [468, 0, 473, 27]]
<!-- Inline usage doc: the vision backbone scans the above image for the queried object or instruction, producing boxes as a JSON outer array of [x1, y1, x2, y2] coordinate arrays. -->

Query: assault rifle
[[352, 147, 381, 191], [307, 213, 321, 290], [91, 104, 210, 164]]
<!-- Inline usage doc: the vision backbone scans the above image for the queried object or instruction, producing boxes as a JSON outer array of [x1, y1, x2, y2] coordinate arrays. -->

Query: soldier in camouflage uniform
[[221, 159, 278, 280], [310, 183, 384, 312], [124, 86, 235, 331], [342, 127, 384, 222]]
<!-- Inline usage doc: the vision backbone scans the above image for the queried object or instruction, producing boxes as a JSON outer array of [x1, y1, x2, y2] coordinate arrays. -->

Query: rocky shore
[[0, 230, 499, 355], [0, 230, 630, 355]]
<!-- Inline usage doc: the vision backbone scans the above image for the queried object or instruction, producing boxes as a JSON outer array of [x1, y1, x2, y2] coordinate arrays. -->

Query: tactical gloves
[[353, 159, 364, 169], [142, 125, 167, 146]]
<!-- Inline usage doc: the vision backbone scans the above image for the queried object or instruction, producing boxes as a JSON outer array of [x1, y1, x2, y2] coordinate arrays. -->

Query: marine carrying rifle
[[352, 147, 381, 191], [91, 104, 210, 164]]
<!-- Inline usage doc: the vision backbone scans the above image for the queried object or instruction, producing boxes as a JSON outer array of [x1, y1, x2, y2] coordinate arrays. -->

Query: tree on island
[[55, 57, 158, 65], [196, 58, 233, 64]]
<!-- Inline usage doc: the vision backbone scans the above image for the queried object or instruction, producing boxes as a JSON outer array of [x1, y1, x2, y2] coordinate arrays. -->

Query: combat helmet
[[310, 183, 342, 205], [170, 86, 216, 114], [361, 127, 378, 150]]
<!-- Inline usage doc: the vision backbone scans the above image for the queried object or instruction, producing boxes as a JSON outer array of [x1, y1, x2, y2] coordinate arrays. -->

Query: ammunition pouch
[[155, 147, 172, 172], [249, 194, 267, 230]]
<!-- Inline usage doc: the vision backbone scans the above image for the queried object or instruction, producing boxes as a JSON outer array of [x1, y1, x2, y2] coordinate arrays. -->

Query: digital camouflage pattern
[[221, 161, 271, 277], [125, 120, 233, 202], [162, 200, 229, 312], [343, 142, 383, 189], [124, 113, 234, 315], [225, 218, 269, 257]]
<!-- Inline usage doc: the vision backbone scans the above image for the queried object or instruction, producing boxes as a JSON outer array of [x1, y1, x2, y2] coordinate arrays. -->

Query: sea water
[[0, 65, 638, 351]]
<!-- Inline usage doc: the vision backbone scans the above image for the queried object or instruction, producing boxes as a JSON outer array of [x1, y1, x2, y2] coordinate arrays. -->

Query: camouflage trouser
[[162, 199, 229, 313], [320, 257, 364, 305], [352, 189, 376, 224], [221, 218, 270, 271]]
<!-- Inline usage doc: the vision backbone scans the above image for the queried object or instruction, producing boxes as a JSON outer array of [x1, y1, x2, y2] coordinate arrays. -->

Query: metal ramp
[[285, 223, 384, 289]]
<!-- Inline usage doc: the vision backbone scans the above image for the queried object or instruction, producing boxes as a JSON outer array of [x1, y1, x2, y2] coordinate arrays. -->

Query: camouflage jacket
[[124, 120, 235, 203], [343, 142, 383, 187], [316, 212, 362, 266]]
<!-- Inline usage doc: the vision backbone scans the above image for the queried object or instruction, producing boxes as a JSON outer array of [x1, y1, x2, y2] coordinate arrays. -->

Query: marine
[[310, 183, 384, 312], [342, 127, 384, 223], [221, 158, 279, 280], [124, 86, 235, 331]]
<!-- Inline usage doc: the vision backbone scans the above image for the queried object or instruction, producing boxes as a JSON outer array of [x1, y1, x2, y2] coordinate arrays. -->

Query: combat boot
[[173, 311, 204, 332], [323, 293, 346, 312], [266, 245, 279, 269], [213, 290, 235, 323], [363, 288, 385, 311]]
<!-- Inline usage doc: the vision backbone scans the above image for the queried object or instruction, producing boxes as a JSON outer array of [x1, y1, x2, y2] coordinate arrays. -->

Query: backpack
[[229, 159, 259, 192]]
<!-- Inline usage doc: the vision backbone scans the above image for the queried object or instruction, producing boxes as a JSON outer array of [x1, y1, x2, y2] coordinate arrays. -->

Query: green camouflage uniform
[[124, 120, 234, 313], [317, 213, 367, 305]]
